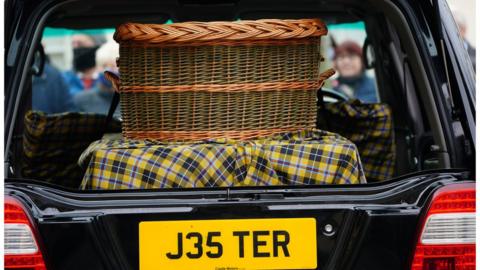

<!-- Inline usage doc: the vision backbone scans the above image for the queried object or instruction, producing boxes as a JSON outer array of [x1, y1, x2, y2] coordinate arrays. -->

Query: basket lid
[[114, 18, 327, 45]]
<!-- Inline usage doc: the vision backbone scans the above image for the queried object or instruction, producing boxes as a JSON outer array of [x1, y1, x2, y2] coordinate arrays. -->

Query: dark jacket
[[32, 63, 76, 114], [465, 41, 476, 72], [333, 73, 378, 103]]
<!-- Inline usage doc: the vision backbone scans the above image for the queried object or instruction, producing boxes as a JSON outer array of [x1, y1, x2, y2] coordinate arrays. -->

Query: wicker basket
[[111, 19, 334, 141]]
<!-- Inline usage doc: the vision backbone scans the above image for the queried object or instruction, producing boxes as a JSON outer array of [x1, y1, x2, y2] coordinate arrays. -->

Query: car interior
[[6, 0, 459, 190]]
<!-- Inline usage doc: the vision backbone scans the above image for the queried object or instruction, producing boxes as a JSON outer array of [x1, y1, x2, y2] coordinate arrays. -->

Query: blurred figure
[[32, 44, 76, 114], [73, 41, 120, 117], [332, 41, 378, 103], [63, 34, 105, 95], [453, 11, 476, 71]]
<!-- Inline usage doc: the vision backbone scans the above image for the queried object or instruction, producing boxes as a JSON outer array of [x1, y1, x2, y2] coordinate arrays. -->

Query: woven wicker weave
[[113, 19, 333, 141]]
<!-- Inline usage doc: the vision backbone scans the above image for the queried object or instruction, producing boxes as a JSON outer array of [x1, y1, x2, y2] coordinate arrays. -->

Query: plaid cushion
[[22, 111, 121, 188], [80, 129, 366, 190], [319, 100, 395, 182]]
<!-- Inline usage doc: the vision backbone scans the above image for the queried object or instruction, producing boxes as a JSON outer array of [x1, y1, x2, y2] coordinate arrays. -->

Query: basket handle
[[104, 71, 120, 92], [318, 68, 336, 85], [316, 68, 336, 131]]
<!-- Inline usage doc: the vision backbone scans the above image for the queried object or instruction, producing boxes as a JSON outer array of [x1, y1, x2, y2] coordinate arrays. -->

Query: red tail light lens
[[4, 196, 47, 270], [410, 183, 476, 270]]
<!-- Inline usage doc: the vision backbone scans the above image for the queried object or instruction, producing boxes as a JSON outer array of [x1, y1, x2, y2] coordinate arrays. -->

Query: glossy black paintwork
[[5, 171, 473, 269]]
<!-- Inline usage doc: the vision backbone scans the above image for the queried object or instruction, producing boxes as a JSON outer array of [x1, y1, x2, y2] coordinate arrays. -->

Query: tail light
[[4, 196, 47, 270], [410, 183, 475, 270]]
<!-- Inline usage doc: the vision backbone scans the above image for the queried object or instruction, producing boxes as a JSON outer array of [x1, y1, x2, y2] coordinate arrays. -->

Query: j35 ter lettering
[[166, 231, 290, 259]]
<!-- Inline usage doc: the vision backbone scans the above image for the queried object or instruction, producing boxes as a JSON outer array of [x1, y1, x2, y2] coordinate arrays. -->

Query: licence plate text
[[139, 218, 317, 270]]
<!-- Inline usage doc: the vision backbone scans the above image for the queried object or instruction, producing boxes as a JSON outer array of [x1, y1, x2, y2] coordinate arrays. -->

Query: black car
[[4, 0, 476, 269]]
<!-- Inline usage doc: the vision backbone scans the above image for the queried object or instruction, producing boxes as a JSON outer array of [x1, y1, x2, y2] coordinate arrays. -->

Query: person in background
[[331, 40, 378, 103], [453, 11, 476, 71], [63, 34, 106, 95], [32, 44, 76, 114], [73, 41, 121, 117]]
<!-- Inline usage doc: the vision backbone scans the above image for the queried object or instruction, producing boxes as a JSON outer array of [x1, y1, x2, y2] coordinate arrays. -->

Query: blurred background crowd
[[34, 0, 476, 116], [33, 30, 120, 116]]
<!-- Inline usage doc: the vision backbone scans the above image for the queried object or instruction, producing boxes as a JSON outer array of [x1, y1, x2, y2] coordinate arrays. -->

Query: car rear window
[[11, 1, 442, 190]]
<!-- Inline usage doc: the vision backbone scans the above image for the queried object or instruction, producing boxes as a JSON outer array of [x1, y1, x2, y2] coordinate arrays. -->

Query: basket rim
[[114, 18, 327, 45]]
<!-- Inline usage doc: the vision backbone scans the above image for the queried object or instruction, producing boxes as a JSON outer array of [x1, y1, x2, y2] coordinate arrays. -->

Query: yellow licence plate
[[139, 218, 317, 270]]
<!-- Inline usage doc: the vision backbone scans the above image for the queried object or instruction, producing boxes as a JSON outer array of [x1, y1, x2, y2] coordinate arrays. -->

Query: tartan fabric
[[80, 129, 366, 190], [22, 111, 121, 188], [319, 100, 395, 182]]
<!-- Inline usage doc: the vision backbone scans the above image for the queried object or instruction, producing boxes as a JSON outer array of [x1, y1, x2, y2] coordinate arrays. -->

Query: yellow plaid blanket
[[79, 129, 366, 189], [320, 100, 395, 182], [22, 111, 121, 188]]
